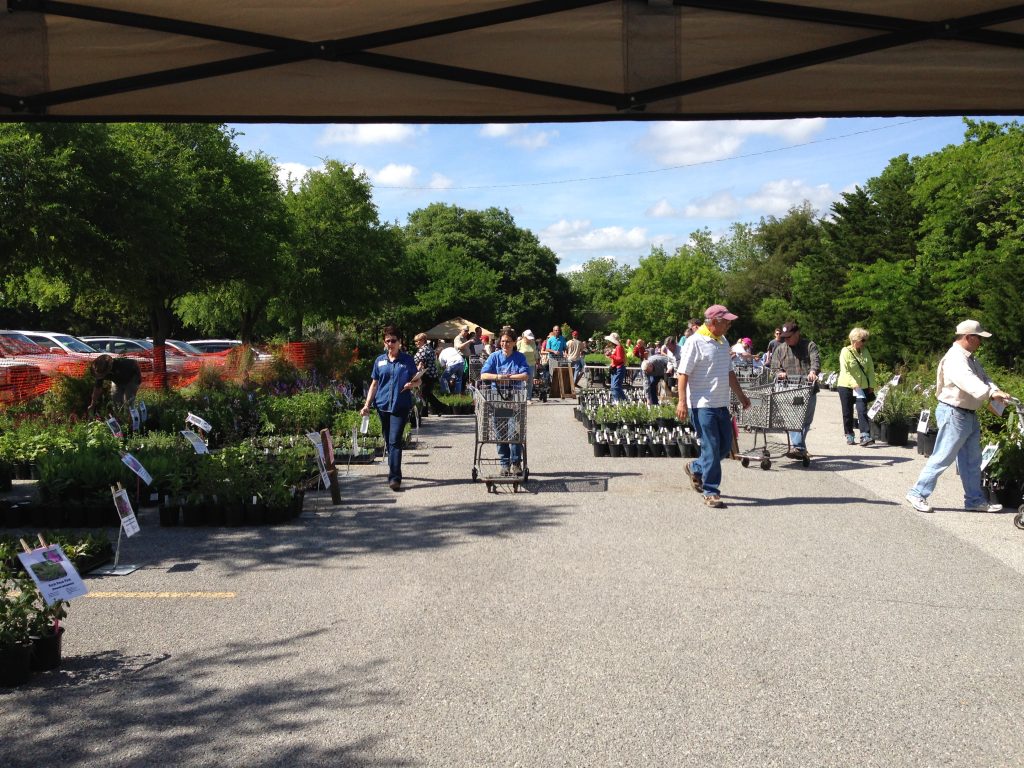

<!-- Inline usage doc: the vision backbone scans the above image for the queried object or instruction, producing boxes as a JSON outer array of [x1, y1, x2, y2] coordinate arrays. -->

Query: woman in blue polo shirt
[[360, 325, 420, 491], [480, 330, 530, 475]]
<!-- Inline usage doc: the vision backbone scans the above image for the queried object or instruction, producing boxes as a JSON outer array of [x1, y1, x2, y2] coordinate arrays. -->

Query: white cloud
[[275, 162, 314, 189], [480, 124, 515, 138], [373, 163, 418, 186], [540, 219, 649, 252], [318, 124, 421, 145], [642, 118, 828, 164], [744, 179, 835, 216], [480, 123, 557, 150], [684, 191, 742, 219], [647, 199, 676, 218], [428, 173, 453, 190]]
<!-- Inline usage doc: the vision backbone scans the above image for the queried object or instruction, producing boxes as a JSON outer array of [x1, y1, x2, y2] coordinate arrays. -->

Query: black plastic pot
[[666, 442, 681, 458], [181, 503, 204, 526], [290, 490, 305, 519], [917, 430, 937, 456], [651, 442, 666, 457], [0, 643, 33, 687], [225, 503, 245, 527], [86, 504, 112, 528], [993, 481, 1023, 508], [608, 443, 624, 458], [593, 442, 608, 457], [624, 443, 639, 458], [884, 421, 909, 446], [870, 421, 881, 440], [205, 502, 226, 527], [0, 464, 11, 492], [64, 503, 87, 529], [44, 504, 66, 529], [158, 505, 180, 527], [243, 502, 266, 526], [30, 627, 64, 671]]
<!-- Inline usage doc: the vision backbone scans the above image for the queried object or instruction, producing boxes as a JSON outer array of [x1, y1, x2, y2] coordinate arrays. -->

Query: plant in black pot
[[0, 554, 35, 687], [984, 438, 1024, 508], [28, 588, 68, 672], [876, 382, 922, 447]]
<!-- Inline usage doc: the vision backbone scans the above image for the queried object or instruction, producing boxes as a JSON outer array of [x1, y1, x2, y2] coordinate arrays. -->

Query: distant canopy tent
[[2, 1, 1024, 121], [422, 318, 495, 343]]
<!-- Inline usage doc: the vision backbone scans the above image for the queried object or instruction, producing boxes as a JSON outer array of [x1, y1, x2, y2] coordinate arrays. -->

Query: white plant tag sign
[[18, 545, 88, 605], [120, 452, 153, 485], [305, 432, 325, 461], [106, 416, 123, 438], [180, 429, 209, 454], [867, 398, 884, 422], [129, 407, 141, 432], [112, 487, 141, 537], [138, 400, 148, 423], [186, 412, 213, 433], [917, 409, 931, 434], [980, 442, 1000, 472]]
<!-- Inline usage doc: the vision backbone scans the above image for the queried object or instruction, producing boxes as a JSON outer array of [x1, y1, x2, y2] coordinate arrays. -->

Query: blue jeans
[[440, 364, 463, 394], [837, 386, 870, 438], [789, 389, 818, 450], [691, 406, 733, 497], [610, 366, 625, 403], [526, 364, 535, 400], [377, 408, 411, 483], [645, 375, 660, 405], [910, 402, 985, 506], [572, 358, 584, 383], [497, 441, 522, 467]]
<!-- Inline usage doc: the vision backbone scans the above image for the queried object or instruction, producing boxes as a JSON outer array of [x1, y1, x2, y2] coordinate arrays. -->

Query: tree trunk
[[149, 305, 173, 389]]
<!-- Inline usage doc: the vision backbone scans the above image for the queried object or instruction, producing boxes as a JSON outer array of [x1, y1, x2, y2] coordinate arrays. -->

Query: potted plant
[[876, 382, 921, 447], [28, 588, 68, 672], [0, 554, 35, 687]]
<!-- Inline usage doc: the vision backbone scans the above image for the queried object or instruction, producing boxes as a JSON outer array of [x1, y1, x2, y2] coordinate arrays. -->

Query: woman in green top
[[837, 327, 877, 446], [517, 329, 539, 401]]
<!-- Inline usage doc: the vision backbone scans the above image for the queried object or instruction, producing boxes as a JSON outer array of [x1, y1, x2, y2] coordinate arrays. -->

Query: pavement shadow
[[100, 497, 569, 577], [801, 454, 916, 471], [722, 494, 900, 509], [0, 628, 411, 768]]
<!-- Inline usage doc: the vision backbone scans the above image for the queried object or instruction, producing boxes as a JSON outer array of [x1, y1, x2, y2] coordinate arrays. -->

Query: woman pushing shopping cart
[[473, 329, 530, 493]]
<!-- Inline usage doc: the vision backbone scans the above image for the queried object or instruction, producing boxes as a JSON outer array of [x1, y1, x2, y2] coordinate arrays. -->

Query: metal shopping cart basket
[[732, 380, 814, 469], [468, 356, 484, 388], [472, 383, 529, 493], [733, 360, 771, 390]]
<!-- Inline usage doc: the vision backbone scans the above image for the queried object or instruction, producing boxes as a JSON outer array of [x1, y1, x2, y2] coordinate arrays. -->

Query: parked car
[[81, 336, 188, 380], [189, 339, 272, 361], [10, 330, 101, 357], [0, 333, 85, 378]]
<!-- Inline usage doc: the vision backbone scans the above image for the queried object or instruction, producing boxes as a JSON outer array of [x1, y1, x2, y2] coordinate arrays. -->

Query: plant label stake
[[120, 453, 153, 486], [180, 429, 209, 454], [138, 400, 148, 424], [129, 406, 141, 432], [17, 541, 89, 604], [93, 484, 140, 576], [917, 409, 931, 434], [106, 415, 123, 439], [185, 412, 213, 438]]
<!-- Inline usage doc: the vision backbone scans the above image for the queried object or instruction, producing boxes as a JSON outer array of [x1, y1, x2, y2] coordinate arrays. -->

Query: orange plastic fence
[[0, 340, 313, 407]]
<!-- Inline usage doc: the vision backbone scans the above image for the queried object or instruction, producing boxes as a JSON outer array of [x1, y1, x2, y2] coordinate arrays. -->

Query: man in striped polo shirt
[[676, 304, 751, 508]]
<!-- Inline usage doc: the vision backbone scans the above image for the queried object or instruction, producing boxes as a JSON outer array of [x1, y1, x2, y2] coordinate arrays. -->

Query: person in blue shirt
[[544, 324, 568, 379], [480, 330, 530, 475], [360, 325, 421, 492]]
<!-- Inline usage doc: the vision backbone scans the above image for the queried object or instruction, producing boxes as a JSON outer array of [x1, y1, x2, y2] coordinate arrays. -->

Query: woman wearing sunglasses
[[361, 325, 421, 491]]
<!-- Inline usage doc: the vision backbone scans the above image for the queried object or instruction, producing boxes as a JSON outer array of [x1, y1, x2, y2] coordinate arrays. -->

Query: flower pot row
[[0, 501, 119, 529], [0, 628, 66, 687], [869, 420, 911, 447], [157, 491, 305, 527]]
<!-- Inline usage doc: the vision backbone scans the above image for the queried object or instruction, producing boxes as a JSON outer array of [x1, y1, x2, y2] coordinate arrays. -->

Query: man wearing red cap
[[676, 304, 750, 508]]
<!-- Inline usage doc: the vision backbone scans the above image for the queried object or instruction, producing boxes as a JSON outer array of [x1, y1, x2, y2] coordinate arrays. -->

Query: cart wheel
[[1014, 510, 1024, 530], [760, 458, 771, 471], [523, 469, 529, 482], [513, 483, 520, 493], [472, 467, 478, 481], [741, 457, 750, 468], [486, 482, 493, 493], [802, 456, 810, 467]]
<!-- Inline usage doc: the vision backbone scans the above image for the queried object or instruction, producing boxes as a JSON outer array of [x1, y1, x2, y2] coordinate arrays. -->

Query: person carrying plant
[[88, 354, 142, 414], [769, 320, 821, 459], [836, 327, 877, 446], [676, 305, 751, 509], [906, 320, 1011, 514], [361, 326, 420, 492]]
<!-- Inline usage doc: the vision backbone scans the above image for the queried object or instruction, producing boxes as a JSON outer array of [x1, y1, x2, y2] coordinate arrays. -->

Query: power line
[[374, 117, 930, 191]]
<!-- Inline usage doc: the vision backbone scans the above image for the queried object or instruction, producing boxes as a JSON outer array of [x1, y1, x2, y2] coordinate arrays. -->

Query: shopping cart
[[467, 356, 485, 389], [733, 360, 771, 389], [732, 380, 814, 469], [471, 383, 529, 493], [979, 396, 1024, 530]]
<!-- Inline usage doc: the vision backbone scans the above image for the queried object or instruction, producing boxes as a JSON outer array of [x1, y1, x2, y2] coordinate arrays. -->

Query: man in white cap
[[906, 320, 1011, 513], [676, 305, 751, 508]]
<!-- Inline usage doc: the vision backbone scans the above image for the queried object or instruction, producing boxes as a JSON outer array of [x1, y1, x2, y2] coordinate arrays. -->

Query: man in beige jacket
[[906, 320, 1011, 513]]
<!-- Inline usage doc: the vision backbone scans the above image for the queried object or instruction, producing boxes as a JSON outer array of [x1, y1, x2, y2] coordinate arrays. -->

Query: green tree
[[403, 203, 568, 332], [566, 257, 634, 334], [279, 161, 404, 339], [616, 244, 723, 340]]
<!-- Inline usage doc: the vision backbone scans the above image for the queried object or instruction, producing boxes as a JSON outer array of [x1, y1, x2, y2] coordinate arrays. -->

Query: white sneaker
[[966, 501, 1003, 513], [905, 493, 933, 513]]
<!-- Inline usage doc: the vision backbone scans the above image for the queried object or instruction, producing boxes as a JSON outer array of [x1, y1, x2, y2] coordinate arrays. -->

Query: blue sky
[[229, 117, 986, 273]]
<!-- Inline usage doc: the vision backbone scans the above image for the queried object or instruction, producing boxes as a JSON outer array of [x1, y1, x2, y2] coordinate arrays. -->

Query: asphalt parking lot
[[2, 388, 1022, 767]]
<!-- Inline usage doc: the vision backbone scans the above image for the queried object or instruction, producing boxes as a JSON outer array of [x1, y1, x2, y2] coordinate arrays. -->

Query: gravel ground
[[2, 388, 1022, 767]]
